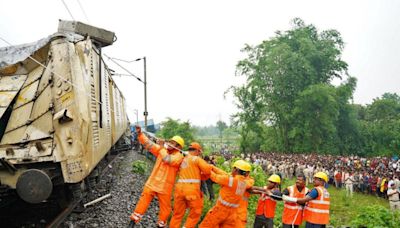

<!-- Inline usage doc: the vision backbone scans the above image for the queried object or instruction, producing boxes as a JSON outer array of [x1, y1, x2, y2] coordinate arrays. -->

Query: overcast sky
[[1, 0, 399, 126]]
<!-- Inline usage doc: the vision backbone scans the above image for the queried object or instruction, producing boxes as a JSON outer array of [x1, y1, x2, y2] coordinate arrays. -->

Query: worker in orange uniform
[[253, 174, 281, 228], [128, 126, 184, 228], [284, 172, 330, 228], [169, 142, 214, 228], [199, 160, 254, 228], [237, 171, 255, 228], [281, 174, 309, 228]]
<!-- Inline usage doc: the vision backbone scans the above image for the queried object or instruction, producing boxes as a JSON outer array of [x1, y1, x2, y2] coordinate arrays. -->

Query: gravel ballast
[[64, 149, 158, 228]]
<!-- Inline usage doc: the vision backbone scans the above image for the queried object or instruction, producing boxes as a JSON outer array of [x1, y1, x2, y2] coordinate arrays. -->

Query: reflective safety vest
[[303, 186, 330, 225], [138, 133, 183, 194], [255, 186, 277, 218], [237, 177, 254, 223], [175, 153, 213, 191], [210, 169, 254, 209], [282, 185, 309, 225]]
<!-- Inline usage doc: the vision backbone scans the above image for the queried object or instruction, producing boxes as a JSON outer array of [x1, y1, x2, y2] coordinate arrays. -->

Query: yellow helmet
[[314, 172, 328, 182], [232, 160, 251, 172], [268, 174, 281, 184], [170, 136, 184, 148]]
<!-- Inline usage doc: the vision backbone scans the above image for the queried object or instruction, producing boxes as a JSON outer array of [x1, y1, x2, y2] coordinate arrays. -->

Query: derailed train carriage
[[0, 21, 130, 204]]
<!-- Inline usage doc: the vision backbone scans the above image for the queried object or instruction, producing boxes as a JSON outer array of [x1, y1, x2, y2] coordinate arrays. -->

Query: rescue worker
[[281, 174, 309, 228], [284, 172, 330, 228], [253, 174, 281, 228], [128, 126, 184, 228], [199, 160, 254, 228], [169, 142, 213, 228], [237, 171, 255, 228]]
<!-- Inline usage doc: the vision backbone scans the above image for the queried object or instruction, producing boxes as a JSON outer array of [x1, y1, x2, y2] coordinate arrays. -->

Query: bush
[[131, 160, 148, 174], [350, 205, 400, 228]]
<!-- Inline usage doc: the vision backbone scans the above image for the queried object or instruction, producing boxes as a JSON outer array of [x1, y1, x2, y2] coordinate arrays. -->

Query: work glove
[[282, 195, 297, 203]]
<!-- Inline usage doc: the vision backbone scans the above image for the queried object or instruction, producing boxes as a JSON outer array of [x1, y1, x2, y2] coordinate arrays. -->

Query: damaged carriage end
[[0, 20, 129, 205]]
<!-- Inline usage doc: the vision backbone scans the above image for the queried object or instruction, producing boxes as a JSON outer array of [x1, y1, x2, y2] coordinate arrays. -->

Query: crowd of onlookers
[[213, 151, 400, 201]]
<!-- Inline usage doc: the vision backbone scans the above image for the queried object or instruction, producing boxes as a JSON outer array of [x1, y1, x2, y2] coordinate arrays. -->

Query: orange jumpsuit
[[129, 133, 183, 227], [236, 176, 254, 228], [199, 168, 254, 228], [169, 153, 213, 228]]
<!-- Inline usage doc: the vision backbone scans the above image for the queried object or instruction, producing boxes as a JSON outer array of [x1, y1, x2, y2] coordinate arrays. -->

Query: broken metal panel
[[14, 80, 39, 109], [1, 126, 27, 144], [0, 91, 18, 106], [58, 20, 115, 47], [25, 112, 53, 141], [3, 102, 33, 135], [0, 75, 27, 91], [30, 85, 52, 120], [24, 65, 44, 86]]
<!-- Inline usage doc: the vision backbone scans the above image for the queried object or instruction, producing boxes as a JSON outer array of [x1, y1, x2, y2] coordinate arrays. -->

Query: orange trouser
[[130, 186, 172, 226], [199, 203, 238, 228], [169, 186, 203, 228]]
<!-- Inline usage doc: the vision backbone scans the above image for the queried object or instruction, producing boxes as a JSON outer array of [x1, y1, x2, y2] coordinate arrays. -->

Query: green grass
[[200, 177, 390, 228], [328, 185, 389, 226]]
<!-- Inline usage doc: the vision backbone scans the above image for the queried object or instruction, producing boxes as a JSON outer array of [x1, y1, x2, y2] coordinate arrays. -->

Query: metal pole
[[134, 109, 138, 125], [143, 56, 148, 131]]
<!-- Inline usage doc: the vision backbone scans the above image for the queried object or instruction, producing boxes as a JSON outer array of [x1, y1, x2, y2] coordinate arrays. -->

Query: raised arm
[[210, 171, 230, 186], [138, 132, 161, 157], [197, 158, 213, 175]]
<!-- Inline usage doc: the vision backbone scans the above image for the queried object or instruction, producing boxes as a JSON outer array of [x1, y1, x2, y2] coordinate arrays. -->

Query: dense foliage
[[231, 18, 400, 156], [131, 160, 148, 174], [350, 205, 400, 228], [156, 118, 196, 149]]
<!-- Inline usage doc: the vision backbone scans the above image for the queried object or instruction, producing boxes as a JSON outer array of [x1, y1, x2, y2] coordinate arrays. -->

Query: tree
[[216, 120, 228, 142], [156, 118, 196, 149], [232, 18, 349, 152], [290, 84, 339, 152], [360, 93, 400, 155]]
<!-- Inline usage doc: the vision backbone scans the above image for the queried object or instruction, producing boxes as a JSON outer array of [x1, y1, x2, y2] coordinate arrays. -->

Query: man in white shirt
[[345, 172, 355, 197], [387, 182, 400, 211]]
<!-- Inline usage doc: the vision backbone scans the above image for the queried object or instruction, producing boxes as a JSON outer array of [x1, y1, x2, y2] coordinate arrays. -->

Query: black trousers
[[305, 222, 326, 228], [253, 215, 273, 228], [283, 224, 299, 228], [205, 179, 214, 200]]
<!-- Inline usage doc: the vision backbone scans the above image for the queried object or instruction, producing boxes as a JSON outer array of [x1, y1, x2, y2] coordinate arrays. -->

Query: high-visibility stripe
[[134, 212, 143, 217], [284, 204, 303, 210], [177, 179, 201, 183], [162, 155, 171, 163], [228, 176, 234, 187], [305, 207, 329, 214], [218, 196, 239, 208], [309, 199, 330, 205]]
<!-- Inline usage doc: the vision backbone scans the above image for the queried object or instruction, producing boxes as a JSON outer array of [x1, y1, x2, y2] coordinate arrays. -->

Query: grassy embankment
[[201, 173, 390, 228]]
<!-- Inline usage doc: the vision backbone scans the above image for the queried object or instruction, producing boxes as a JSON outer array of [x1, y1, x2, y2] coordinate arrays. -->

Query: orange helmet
[[188, 142, 202, 151]]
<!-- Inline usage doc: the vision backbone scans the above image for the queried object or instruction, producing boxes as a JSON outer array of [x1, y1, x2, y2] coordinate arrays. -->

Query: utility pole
[[143, 57, 148, 131]]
